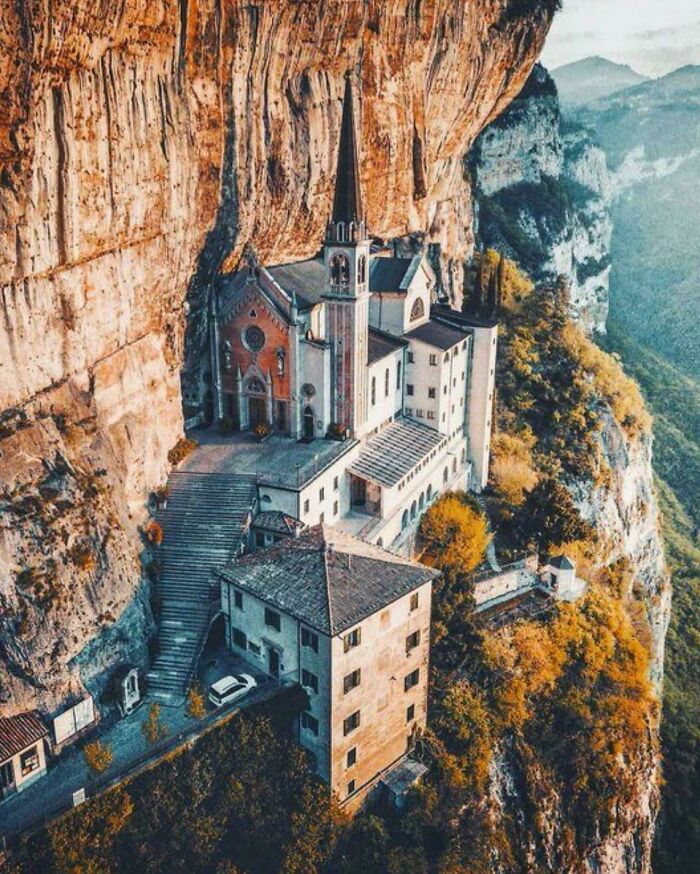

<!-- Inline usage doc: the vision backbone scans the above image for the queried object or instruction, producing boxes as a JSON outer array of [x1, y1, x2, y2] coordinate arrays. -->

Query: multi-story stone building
[[217, 525, 437, 810]]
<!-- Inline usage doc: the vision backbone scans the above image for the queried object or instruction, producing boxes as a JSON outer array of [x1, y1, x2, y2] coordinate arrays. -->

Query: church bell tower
[[324, 73, 370, 437]]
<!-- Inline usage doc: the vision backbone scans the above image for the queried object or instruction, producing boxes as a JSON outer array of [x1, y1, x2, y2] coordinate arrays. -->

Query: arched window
[[377, 537, 383, 548], [357, 255, 367, 285], [452, 458, 457, 473], [419, 492, 425, 510], [330, 253, 350, 289], [443, 466, 449, 484], [371, 376, 376, 406], [261, 494, 272, 504], [337, 222, 345, 242], [401, 510, 409, 530], [246, 377, 266, 395], [410, 297, 425, 322], [427, 484, 433, 501], [384, 368, 390, 398], [303, 406, 315, 440], [410, 500, 417, 520]]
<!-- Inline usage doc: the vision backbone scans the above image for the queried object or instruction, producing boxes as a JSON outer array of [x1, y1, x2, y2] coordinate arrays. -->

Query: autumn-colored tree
[[144, 520, 163, 546], [83, 739, 113, 775], [418, 492, 490, 574], [489, 431, 538, 509], [187, 685, 207, 720], [141, 703, 167, 745]]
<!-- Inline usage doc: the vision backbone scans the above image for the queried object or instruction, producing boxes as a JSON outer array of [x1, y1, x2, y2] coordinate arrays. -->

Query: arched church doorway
[[249, 397, 266, 429], [303, 406, 315, 440]]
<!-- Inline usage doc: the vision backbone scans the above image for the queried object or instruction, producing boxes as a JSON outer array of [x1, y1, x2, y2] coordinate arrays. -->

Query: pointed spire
[[330, 72, 364, 235]]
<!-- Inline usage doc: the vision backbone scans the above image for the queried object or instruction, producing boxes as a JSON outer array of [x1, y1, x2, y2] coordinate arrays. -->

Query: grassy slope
[[600, 323, 700, 873]]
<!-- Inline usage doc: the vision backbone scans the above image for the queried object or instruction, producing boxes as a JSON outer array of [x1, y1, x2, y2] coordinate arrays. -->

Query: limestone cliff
[[472, 64, 612, 332], [0, 2, 555, 714]]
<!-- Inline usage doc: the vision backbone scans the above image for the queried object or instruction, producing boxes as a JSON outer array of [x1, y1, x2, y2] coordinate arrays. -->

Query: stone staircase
[[146, 471, 257, 704]]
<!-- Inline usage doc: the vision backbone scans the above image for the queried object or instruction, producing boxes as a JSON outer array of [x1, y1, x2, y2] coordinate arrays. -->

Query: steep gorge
[[0, 2, 555, 714]]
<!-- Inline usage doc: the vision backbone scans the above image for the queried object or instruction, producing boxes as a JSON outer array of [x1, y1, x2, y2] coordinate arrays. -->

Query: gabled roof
[[403, 319, 470, 351], [252, 511, 303, 536], [369, 256, 417, 293], [368, 327, 407, 365], [266, 258, 327, 311], [348, 417, 447, 488], [0, 712, 48, 762], [550, 555, 576, 570], [431, 302, 498, 330], [332, 75, 364, 227], [218, 525, 438, 636]]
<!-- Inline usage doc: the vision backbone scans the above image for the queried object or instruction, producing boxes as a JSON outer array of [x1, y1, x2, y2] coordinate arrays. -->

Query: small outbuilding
[[0, 711, 50, 799], [542, 555, 587, 601]]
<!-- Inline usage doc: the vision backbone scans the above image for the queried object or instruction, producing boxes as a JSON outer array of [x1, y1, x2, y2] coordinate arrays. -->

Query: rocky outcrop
[[472, 65, 613, 333], [0, 2, 555, 714]]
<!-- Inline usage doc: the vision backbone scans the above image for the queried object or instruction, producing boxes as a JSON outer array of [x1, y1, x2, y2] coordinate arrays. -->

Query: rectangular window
[[346, 747, 357, 768], [397, 362, 402, 389], [443, 385, 447, 395], [405, 408, 413, 416], [303, 499, 310, 514], [444, 353, 449, 362], [404, 669, 420, 692], [333, 501, 338, 516], [248, 641, 261, 655], [407, 352, 415, 364], [406, 630, 421, 653], [385, 368, 390, 397], [301, 628, 319, 652], [301, 711, 319, 735], [343, 669, 361, 694], [427, 411, 435, 420], [347, 779, 356, 796], [319, 487, 325, 502], [264, 608, 281, 631], [406, 384, 414, 396], [343, 710, 360, 736], [416, 409, 424, 418], [232, 627, 247, 649], [343, 627, 361, 652], [333, 476, 339, 491], [429, 354, 437, 365], [406, 704, 415, 723], [319, 512, 324, 523], [234, 590, 243, 610], [20, 746, 40, 777], [302, 669, 319, 694], [371, 377, 376, 405], [428, 387, 436, 399], [410, 592, 419, 611], [0, 760, 13, 789]]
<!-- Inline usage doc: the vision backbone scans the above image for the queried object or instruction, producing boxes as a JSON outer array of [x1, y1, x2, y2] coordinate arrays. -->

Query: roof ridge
[[321, 529, 335, 635]]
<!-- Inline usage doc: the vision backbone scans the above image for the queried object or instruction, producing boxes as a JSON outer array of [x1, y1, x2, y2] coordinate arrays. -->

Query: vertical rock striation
[[0, 2, 554, 713]]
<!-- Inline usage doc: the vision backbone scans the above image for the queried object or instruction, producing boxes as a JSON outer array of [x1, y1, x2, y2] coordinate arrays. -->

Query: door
[[268, 647, 280, 679], [248, 396, 266, 429], [303, 406, 315, 439]]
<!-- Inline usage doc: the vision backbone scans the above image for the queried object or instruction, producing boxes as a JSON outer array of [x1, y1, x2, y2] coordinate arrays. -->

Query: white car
[[208, 673, 257, 708]]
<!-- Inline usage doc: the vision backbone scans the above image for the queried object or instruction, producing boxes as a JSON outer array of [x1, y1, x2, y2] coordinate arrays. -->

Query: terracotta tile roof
[[218, 525, 438, 635], [0, 711, 48, 762]]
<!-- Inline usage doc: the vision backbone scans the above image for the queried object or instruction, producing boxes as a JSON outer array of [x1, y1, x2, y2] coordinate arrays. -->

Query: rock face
[[472, 65, 613, 333], [0, 3, 555, 714]]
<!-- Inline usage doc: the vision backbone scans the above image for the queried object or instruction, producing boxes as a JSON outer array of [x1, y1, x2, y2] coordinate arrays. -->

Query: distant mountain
[[570, 65, 700, 383], [552, 56, 648, 107]]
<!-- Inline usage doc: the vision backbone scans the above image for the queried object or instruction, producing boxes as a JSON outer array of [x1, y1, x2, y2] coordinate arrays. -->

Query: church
[[206, 76, 497, 556]]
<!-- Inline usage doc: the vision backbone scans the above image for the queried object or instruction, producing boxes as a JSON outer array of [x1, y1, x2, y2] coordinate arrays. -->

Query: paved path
[[1, 657, 277, 845]]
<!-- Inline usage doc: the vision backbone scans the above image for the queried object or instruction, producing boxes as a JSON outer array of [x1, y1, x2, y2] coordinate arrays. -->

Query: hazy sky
[[541, 0, 700, 77]]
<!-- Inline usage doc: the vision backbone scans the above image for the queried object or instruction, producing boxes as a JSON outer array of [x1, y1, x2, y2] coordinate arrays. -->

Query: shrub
[[187, 686, 207, 720], [168, 437, 198, 466], [489, 431, 538, 508], [144, 521, 164, 546], [84, 740, 113, 774], [142, 703, 167, 745]]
